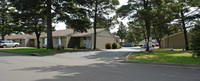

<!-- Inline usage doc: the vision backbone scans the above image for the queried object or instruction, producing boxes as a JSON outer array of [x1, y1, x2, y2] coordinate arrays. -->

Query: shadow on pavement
[[0, 52, 31, 57], [14, 62, 200, 81]]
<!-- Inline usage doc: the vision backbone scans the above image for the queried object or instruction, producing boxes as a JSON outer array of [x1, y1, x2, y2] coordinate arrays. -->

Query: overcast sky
[[55, 0, 129, 33]]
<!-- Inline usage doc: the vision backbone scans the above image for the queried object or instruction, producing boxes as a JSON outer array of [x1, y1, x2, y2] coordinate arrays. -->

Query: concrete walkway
[[0, 47, 199, 81]]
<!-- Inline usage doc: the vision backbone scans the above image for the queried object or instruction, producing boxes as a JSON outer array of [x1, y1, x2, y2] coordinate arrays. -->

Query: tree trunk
[[145, 20, 151, 51], [143, 0, 151, 52], [180, 10, 189, 50], [142, 26, 147, 41], [1, 33, 5, 40], [158, 40, 161, 49], [35, 32, 41, 49], [93, 0, 97, 50], [47, 0, 53, 49]]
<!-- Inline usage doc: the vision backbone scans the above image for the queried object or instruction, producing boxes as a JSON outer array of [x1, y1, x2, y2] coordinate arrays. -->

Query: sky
[[54, 0, 129, 33]]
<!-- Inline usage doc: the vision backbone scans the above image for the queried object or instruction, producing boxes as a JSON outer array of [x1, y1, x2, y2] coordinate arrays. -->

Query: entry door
[[84, 40, 92, 49], [88, 40, 92, 49]]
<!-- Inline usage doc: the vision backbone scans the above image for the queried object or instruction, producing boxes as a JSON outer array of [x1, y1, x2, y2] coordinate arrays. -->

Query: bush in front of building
[[112, 42, 118, 49], [117, 43, 121, 49], [112, 42, 121, 49], [105, 42, 121, 49], [105, 42, 112, 49], [61, 46, 65, 50], [190, 23, 200, 58]]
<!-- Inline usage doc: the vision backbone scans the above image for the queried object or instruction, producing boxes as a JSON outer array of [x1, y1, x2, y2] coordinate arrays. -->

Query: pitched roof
[[0, 34, 34, 40], [40, 29, 74, 38], [0, 28, 107, 39], [72, 28, 105, 37], [162, 32, 193, 40]]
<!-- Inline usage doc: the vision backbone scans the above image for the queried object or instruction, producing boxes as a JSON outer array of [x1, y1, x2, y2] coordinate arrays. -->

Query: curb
[[121, 53, 200, 68]]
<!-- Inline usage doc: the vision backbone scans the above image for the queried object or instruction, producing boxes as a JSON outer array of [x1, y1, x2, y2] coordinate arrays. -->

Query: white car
[[0, 40, 20, 48]]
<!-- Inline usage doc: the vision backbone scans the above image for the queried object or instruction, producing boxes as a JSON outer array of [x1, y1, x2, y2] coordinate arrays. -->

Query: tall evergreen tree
[[11, 0, 47, 49], [151, 0, 176, 48], [117, 0, 155, 51], [11, 0, 91, 49], [0, 0, 16, 40], [117, 22, 127, 43], [173, 0, 199, 50], [190, 21, 200, 57], [77, 0, 119, 49]]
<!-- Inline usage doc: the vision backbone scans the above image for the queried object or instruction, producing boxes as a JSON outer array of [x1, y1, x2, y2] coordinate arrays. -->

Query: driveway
[[0, 47, 199, 81], [55, 47, 145, 62]]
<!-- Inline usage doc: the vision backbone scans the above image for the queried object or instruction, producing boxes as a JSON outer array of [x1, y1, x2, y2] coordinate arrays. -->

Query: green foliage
[[112, 42, 118, 49], [125, 31, 136, 43], [117, 43, 121, 49], [80, 0, 120, 30], [61, 46, 65, 50], [150, 0, 177, 48], [105, 42, 112, 49], [128, 21, 146, 43], [117, 22, 127, 42], [10, 0, 48, 48], [0, 0, 16, 40], [57, 46, 61, 51], [190, 21, 200, 58]]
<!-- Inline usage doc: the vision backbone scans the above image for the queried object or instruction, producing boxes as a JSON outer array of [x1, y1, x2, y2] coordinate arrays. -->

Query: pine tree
[[0, 0, 16, 40]]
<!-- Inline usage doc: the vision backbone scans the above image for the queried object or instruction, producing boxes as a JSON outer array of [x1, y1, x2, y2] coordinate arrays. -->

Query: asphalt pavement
[[0, 47, 199, 81]]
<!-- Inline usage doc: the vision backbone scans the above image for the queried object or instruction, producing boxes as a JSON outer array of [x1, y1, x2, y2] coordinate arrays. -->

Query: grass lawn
[[0, 48, 76, 54], [128, 49, 200, 64]]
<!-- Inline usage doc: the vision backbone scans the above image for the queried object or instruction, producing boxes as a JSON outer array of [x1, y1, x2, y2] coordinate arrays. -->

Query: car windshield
[[0, 40, 5, 43], [9, 41, 14, 43]]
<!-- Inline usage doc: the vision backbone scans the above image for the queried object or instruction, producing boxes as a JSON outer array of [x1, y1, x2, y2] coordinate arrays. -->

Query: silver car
[[0, 40, 20, 48]]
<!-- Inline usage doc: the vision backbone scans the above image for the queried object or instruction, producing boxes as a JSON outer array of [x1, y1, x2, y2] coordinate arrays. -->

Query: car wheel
[[15, 45, 18, 47], [3, 45, 7, 48]]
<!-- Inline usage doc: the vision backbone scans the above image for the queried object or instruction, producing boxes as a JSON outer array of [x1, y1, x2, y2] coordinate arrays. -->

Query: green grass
[[128, 49, 200, 64], [0, 48, 77, 54]]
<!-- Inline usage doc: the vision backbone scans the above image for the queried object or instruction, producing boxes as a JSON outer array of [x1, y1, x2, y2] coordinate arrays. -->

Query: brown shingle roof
[[40, 29, 74, 38], [0, 28, 106, 39], [72, 28, 105, 37], [0, 34, 34, 40]]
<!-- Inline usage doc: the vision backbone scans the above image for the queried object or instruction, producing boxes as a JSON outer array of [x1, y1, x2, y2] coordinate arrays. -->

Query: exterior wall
[[161, 32, 192, 49], [39, 37, 68, 48], [93, 30, 116, 49]]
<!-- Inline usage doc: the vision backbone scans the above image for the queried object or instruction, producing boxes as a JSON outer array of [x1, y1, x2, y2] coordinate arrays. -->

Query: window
[[42, 38, 45, 45], [19, 39, 22, 44], [42, 38, 47, 45], [45, 38, 47, 45], [9, 41, 14, 43], [56, 37, 62, 45]]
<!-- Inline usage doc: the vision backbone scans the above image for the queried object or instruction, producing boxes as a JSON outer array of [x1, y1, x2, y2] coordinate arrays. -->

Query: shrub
[[117, 43, 121, 49], [105, 42, 112, 49], [191, 22, 200, 58], [61, 46, 65, 50], [57, 46, 61, 51], [112, 42, 118, 49]]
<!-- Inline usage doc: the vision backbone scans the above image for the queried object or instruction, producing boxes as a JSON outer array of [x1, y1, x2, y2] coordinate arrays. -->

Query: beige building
[[0, 34, 35, 47], [1, 28, 118, 49], [161, 32, 192, 49]]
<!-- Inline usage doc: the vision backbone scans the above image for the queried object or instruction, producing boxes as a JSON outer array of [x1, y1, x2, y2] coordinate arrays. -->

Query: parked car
[[0, 40, 20, 48], [122, 43, 133, 47], [155, 43, 159, 46]]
